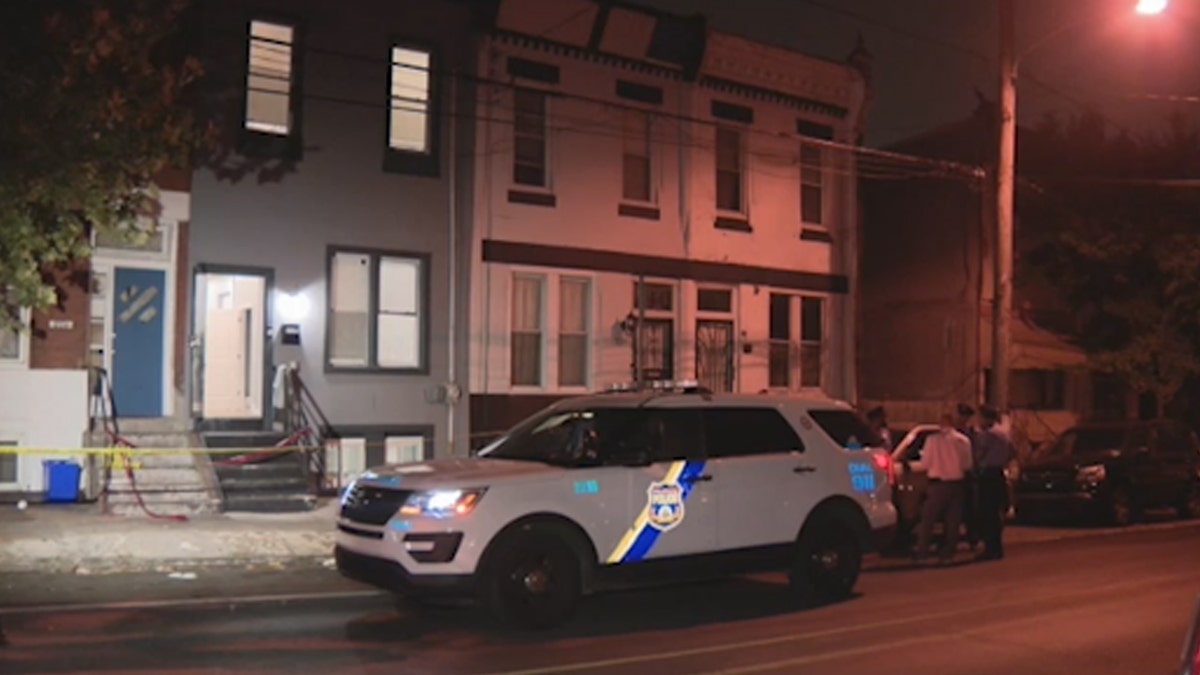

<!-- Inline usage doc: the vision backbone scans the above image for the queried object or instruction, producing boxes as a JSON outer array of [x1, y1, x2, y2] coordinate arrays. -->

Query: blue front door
[[113, 267, 165, 417]]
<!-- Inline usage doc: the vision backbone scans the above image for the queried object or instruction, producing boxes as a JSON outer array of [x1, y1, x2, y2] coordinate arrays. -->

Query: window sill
[[383, 148, 440, 177], [508, 189, 557, 207], [714, 216, 752, 232], [800, 227, 833, 243], [618, 203, 660, 220], [238, 128, 303, 161], [325, 364, 430, 376]]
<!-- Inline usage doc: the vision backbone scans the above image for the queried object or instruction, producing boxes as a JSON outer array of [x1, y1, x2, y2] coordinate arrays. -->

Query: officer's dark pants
[[976, 467, 1008, 559], [916, 479, 964, 562]]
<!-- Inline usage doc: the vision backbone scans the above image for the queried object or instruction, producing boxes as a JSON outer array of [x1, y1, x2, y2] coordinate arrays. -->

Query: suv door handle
[[793, 465, 817, 474], [682, 474, 713, 483]]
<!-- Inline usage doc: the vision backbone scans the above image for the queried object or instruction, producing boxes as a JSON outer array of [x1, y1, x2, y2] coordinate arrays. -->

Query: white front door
[[194, 272, 266, 421]]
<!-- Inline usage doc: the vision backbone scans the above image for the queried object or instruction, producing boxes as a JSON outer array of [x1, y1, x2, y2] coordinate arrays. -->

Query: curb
[[0, 554, 336, 576]]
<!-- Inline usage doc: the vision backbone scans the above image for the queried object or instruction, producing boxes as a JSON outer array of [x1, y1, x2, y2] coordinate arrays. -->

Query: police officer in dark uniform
[[955, 403, 980, 551], [973, 405, 1015, 560]]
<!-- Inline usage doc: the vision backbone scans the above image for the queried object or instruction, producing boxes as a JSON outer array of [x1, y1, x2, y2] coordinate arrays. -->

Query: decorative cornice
[[492, 30, 684, 81], [699, 76, 849, 120]]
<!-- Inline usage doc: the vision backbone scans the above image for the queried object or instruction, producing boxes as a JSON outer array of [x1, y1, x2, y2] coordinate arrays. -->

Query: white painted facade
[[0, 189, 189, 497], [468, 0, 870, 437]]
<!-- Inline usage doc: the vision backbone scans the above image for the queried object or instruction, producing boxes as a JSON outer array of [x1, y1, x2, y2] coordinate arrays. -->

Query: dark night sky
[[640, 0, 1200, 148]]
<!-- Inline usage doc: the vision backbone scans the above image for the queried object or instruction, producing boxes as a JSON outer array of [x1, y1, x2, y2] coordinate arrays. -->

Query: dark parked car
[[1014, 420, 1200, 526]]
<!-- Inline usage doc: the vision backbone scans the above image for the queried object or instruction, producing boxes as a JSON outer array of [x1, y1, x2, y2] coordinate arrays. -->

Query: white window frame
[[557, 276, 592, 390], [388, 44, 433, 154], [799, 296, 825, 390], [245, 19, 297, 136], [0, 308, 31, 369], [510, 273, 546, 388], [767, 294, 824, 391], [326, 249, 428, 373], [715, 126, 747, 216]]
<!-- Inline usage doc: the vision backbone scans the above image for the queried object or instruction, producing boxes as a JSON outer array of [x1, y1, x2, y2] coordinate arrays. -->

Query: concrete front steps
[[88, 419, 222, 517], [204, 431, 317, 513]]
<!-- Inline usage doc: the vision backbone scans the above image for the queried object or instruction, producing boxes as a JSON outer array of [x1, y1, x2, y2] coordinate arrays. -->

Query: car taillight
[[872, 450, 894, 486]]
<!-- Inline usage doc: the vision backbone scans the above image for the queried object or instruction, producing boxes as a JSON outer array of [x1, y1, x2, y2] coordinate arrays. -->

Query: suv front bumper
[[335, 545, 476, 599]]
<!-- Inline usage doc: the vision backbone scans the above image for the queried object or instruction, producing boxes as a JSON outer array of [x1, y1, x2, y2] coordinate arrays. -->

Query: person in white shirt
[[915, 411, 975, 564]]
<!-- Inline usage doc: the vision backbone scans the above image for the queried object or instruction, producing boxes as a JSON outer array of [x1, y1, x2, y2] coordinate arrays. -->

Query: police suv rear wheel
[[789, 516, 861, 607], [482, 529, 581, 630]]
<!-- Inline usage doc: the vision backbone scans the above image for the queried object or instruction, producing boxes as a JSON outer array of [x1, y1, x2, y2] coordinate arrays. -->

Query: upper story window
[[245, 20, 296, 136], [327, 249, 428, 373], [797, 120, 834, 227], [389, 46, 432, 153], [622, 111, 652, 203], [800, 142, 824, 225], [513, 89, 549, 188], [715, 127, 744, 213]]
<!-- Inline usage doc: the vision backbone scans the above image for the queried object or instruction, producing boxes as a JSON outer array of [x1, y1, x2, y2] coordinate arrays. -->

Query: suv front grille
[[341, 483, 412, 526]]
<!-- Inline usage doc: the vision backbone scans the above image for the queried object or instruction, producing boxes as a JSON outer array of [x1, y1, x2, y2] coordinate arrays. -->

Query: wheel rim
[[808, 530, 857, 587], [511, 554, 556, 598]]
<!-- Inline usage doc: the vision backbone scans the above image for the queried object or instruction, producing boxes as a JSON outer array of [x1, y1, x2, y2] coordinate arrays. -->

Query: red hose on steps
[[107, 430, 188, 522]]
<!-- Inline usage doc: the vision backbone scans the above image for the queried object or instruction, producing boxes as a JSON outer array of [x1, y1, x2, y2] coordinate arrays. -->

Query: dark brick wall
[[30, 258, 90, 370]]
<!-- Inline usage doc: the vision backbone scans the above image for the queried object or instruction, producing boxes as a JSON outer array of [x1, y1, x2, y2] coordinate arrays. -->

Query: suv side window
[[807, 409, 881, 449], [646, 408, 704, 463], [702, 407, 804, 458]]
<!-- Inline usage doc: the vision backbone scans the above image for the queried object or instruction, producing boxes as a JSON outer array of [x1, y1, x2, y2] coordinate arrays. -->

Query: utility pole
[[635, 274, 646, 389], [992, 0, 1016, 412]]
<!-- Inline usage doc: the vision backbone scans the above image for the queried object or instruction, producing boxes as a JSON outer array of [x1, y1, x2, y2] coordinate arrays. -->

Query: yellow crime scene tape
[[0, 445, 319, 456]]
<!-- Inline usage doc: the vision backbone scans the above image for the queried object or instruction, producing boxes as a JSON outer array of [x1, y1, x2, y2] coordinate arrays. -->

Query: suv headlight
[[1075, 464, 1106, 483], [399, 488, 487, 518]]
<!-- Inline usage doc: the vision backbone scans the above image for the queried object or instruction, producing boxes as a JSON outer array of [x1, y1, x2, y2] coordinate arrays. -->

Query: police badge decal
[[646, 481, 685, 531]]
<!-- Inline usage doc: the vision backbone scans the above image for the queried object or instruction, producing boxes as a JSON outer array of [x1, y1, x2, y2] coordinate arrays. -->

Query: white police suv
[[335, 383, 897, 628]]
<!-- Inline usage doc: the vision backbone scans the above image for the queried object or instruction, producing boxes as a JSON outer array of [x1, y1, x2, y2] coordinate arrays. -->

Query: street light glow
[[1136, 0, 1168, 15]]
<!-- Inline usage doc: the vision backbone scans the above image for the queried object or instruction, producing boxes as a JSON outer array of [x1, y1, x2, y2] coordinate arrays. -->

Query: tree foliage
[[0, 0, 213, 330], [1026, 112, 1200, 415]]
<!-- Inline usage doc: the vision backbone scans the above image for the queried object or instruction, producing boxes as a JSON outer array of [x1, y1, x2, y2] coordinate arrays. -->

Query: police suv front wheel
[[789, 516, 861, 607], [481, 529, 582, 630]]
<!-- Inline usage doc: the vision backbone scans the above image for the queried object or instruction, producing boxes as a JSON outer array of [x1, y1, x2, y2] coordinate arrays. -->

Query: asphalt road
[[3, 522, 1199, 675]]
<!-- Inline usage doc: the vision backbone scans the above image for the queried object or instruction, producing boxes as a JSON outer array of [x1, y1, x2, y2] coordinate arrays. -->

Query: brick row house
[[467, 0, 872, 439], [0, 0, 872, 501]]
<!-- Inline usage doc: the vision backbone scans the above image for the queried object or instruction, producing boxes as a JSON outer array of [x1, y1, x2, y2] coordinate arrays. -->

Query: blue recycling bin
[[43, 460, 82, 503]]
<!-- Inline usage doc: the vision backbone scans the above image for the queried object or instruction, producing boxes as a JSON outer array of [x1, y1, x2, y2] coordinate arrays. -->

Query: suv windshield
[[478, 406, 694, 468]]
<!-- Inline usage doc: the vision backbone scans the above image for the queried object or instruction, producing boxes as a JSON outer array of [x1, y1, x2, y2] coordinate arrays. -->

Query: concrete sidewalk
[[2, 498, 1197, 576], [0, 500, 338, 574]]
